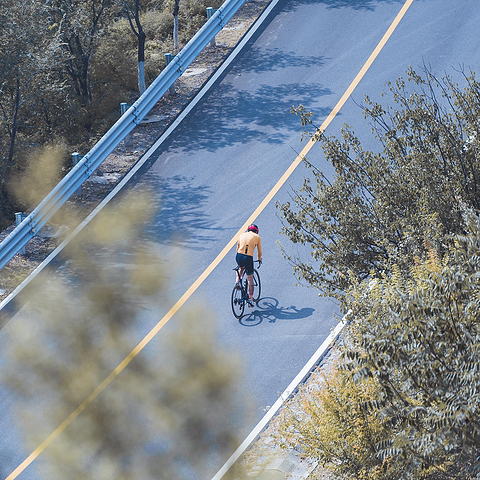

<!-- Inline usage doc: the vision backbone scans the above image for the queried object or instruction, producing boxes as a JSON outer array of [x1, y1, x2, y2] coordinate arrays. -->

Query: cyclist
[[236, 224, 262, 307]]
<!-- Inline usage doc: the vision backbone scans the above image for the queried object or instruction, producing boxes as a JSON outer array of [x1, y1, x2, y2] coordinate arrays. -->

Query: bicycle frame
[[231, 261, 261, 319]]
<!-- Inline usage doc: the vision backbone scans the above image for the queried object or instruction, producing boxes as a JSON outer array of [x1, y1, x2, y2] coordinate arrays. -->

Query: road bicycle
[[231, 260, 261, 319]]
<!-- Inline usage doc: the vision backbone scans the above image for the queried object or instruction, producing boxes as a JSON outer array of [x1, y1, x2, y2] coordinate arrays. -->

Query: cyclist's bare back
[[235, 225, 262, 306]]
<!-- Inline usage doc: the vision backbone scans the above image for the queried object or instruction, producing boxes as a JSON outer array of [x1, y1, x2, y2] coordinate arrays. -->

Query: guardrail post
[[165, 54, 176, 95], [72, 152, 83, 196], [120, 102, 131, 146], [15, 213, 27, 255], [207, 8, 217, 47]]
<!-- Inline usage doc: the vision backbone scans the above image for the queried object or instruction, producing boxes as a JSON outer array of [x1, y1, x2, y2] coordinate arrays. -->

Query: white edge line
[[211, 310, 352, 480], [0, 0, 281, 315]]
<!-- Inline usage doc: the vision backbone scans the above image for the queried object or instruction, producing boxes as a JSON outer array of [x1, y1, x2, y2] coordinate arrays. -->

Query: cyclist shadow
[[239, 297, 314, 326]]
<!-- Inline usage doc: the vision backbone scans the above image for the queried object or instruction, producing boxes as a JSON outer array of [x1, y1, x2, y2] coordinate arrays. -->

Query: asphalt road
[[2, 0, 480, 478]]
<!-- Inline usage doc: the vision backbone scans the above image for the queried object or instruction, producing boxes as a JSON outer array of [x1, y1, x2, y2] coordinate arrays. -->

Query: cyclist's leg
[[235, 253, 244, 283], [235, 253, 249, 283], [246, 273, 254, 300], [236, 252, 246, 284], [243, 255, 255, 301], [236, 266, 244, 284]]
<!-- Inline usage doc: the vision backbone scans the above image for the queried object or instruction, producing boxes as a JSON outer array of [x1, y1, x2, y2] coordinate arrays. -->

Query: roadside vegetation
[[277, 68, 480, 479], [0, 0, 221, 230]]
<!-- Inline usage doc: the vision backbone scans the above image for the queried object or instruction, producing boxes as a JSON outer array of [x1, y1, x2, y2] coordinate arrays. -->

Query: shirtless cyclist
[[236, 224, 262, 307]]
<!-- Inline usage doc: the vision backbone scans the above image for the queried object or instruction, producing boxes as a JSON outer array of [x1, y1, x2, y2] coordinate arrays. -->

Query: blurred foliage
[[9, 143, 68, 208], [1, 191, 249, 479], [278, 67, 480, 303], [0, 0, 222, 230]]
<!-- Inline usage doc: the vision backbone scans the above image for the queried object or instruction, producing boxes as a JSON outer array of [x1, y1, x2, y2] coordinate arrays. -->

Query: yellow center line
[[6, 1, 414, 477]]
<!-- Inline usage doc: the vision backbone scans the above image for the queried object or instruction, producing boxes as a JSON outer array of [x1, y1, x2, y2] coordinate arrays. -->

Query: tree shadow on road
[[141, 175, 221, 251], [164, 80, 333, 154], [239, 296, 314, 326], [227, 46, 327, 75], [281, 0, 404, 12]]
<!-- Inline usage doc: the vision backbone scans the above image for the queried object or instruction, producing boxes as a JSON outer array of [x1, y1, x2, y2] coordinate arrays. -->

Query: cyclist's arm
[[257, 237, 262, 262]]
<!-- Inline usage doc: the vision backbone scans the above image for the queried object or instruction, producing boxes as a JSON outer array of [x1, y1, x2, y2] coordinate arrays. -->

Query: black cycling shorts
[[236, 252, 254, 275]]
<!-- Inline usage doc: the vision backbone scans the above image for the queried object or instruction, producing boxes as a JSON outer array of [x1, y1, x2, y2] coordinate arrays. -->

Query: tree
[[276, 215, 480, 479], [48, 0, 112, 105], [173, 0, 180, 52], [278, 364, 399, 480], [0, 0, 60, 227], [120, 0, 147, 94], [277, 67, 480, 303], [274, 67, 480, 478], [338, 213, 480, 478]]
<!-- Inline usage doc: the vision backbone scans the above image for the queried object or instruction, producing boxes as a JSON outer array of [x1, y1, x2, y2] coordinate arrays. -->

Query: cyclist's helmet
[[247, 224, 259, 234]]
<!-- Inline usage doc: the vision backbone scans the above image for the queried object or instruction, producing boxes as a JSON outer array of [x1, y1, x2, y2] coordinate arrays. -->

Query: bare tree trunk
[[124, 0, 147, 95], [173, 0, 180, 52], [0, 183, 16, 230], [65, 35, 92, 104], [60, 0, 108, 105], [5, 79, 21, 185], [0, 82, 20, 229], [137, 29, 146, 95]]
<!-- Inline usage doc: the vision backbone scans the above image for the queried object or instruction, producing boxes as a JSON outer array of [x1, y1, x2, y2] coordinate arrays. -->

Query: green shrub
[[342, 216, 480, 478], [143, 10, 174, 39], [94, 18, 138, 92], [179, 0, 223, 43], [278, 364, 400, 480]]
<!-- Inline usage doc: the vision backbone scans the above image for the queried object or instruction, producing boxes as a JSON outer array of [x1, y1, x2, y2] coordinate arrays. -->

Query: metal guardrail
[[0, 0, 246, 272]]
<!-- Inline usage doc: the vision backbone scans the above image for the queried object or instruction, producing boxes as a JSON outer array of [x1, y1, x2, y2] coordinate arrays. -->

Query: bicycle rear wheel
[[231, 284, 245, 319], [252, 269, 261, 302]]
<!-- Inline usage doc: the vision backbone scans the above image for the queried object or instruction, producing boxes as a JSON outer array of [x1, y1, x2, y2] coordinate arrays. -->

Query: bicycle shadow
[[239, 297, 314, 326]]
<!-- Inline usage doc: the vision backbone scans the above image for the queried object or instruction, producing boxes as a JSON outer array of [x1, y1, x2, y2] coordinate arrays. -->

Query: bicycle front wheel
[[252, 269, 261, 302], [231, 284, 245, 319]]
